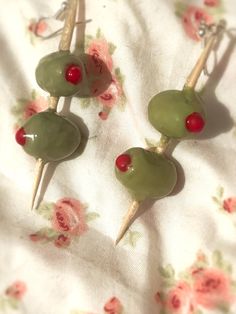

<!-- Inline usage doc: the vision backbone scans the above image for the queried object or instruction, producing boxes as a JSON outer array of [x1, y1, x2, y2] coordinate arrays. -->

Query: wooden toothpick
[[115, 200, 140, 246], [59, 0, 78, 51], [184, 19, 225, 89], [31, 0, 78, 209], [31, 159, 45, 210]]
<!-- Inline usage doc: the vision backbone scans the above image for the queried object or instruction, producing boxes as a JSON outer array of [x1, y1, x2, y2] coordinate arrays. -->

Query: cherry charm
[[15, 127, 26, 146], [65, 64, 83, 85], [115, 154, 132, 172], [185, 112, 205, 132]]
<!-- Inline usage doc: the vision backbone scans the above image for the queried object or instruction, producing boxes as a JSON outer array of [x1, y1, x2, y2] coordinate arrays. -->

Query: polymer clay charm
[[16, 111, 81, 162], [36, 51, 85, 97], [115, 20, 226, 244], [148, 88, 205, 138], [15, 0, 82, 209], [115, 148, 177, 201]]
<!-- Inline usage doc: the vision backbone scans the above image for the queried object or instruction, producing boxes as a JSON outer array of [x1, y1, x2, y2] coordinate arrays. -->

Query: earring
[[15, 0, 84, 209], [114, 19, 226, 245], [29, 0, 92, 42]]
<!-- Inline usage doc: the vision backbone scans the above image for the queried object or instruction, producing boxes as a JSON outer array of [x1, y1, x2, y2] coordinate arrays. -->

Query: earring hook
[[31, 1, 91, 40], [35, 19, 92, 40], [198, 19, 226, 76], [54, 1, 68, 21], [185, 19, 226, 89]]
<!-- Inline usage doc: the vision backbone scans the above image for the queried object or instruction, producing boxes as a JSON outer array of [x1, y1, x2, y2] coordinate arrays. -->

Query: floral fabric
[[0, 0, 236, 313]]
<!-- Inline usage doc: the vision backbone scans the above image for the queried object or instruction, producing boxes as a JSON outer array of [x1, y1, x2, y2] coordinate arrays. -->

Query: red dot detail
[[15, 127, 26, 146], [115, 154, 132, 172], [65, 64, 83, 85], [186, 112, 205, 133]]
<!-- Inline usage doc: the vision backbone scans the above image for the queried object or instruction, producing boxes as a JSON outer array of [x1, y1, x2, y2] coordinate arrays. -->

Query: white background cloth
[[0, 0, 236, 313]]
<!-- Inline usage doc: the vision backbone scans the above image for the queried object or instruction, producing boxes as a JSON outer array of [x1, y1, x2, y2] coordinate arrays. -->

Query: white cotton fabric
[[0, 0, 236, 313]]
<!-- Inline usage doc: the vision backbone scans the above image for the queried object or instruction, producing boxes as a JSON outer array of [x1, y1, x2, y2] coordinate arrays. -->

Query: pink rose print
[[28, 198, 99, 249], [81, 30, 126, 120], [192, 268, 233, 309], [5, 281, 27, 300], [98, 111, 109, 120], [97, 77, 122, 108], [13, 91, 49, 130], [52, 198, 88, 236], [155, 292, 165, 306], [29, 233, 45, 242], [223, 198, 236, 213], [196, 251, 207, 263], [212, 187, 236, 215], [72, 297, 123, 314], [54, 234, 71, 248], [166, 282, 196, 314], [104, 297, 123, 314], [182, 6, 213, 40], [24, 95, 48, 120], [28, 19, 48, 36], [155, 250, 236, 313], [204, 0, 219, 7], [87, 39, 113, 72]]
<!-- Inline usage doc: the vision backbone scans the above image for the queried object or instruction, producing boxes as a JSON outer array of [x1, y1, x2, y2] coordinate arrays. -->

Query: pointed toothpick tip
[[114, 200, 140, 246], [115, 231, 125, 246], [31, 158, 45, 210]]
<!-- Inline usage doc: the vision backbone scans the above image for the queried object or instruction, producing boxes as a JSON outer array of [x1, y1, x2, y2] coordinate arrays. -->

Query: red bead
[[65, 64, 82, 85], [115, 154, 132, 172], [15, 127, 26, 146], [185, 112, 205, 133]]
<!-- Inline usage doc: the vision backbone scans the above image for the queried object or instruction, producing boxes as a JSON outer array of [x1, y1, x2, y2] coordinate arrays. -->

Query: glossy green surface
[[23, 111, 81, 162], [35, 51, 85, 97], [148, 88, 205, 138], [115, 147, 177, 201]]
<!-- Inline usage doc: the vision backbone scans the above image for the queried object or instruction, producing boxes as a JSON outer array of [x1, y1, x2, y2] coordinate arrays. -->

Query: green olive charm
[[115, 20, 226, 245], [15, 0, 86, 210], [15, 111, 81, 162], [115, 147, 177, 201], [148, 87, 206, 138], [35, 51, 85, 97]]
